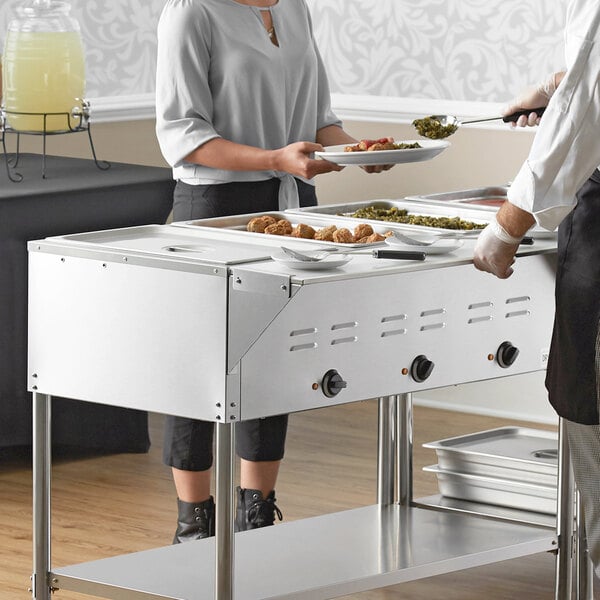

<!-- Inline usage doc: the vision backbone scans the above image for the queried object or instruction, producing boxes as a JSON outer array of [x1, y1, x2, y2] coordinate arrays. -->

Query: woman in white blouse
[[473, 0, 600, 576], [156, 0, 387, 542]]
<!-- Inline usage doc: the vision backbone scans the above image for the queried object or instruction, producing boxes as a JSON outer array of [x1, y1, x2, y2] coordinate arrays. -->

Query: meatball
[[291, 223, 316, 239], [365, 232, 386, 243], [264, 220, 292, 236], [274, 219, 293, 234], [315, 225, 337, 242], [353, 223, 374, 241], [332, 228, 354, 243], [247, 215, 277, 233]]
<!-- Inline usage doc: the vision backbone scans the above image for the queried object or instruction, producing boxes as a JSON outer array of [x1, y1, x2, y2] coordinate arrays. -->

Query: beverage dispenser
[[2, 0, 85, 133]]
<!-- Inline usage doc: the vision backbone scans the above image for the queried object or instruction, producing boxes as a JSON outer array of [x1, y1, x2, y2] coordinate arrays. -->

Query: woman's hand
[[273, 141, 342, 179], [362, 164, 394, 174], [316, 125, 394, 174]]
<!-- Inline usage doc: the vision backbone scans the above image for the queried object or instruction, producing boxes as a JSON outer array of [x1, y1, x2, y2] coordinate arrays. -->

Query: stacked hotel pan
[[423, 427, 558, 515]]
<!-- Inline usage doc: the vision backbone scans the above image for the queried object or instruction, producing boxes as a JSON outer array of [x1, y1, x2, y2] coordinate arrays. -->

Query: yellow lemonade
[[2, 30, 85, 132]]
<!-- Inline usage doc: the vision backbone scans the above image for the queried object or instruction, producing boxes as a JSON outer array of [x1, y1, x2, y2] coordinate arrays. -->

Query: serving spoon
[[280, 245, 425, 262], [414, 107, 546, 139], [391, 230, 534, 247]]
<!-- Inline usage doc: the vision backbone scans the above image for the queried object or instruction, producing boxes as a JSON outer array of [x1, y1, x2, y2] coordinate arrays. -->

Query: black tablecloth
[[0, 153, 175, 453]]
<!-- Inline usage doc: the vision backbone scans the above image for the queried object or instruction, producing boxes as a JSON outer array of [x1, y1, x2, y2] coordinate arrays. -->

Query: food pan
[[173, 211, 411, 248], [424, 465, 557, 515], [405, 186, 507, 210], [403, 188, 555, 238], [423, 427, 558, 486], [287, 199, 489, 236]]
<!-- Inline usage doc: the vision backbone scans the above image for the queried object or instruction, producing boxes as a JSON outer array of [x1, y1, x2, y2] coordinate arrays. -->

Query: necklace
[[267, 26, 278, 46]]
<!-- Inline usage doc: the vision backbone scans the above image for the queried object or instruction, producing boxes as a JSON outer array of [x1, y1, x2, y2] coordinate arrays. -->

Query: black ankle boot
[[235, 487, 283, 531], [172, 497, 215, 544]]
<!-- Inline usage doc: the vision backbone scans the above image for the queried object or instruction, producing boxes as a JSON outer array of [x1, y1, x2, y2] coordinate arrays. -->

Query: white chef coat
[[507, 0, 600, 231], [155, 0, 341, 210]]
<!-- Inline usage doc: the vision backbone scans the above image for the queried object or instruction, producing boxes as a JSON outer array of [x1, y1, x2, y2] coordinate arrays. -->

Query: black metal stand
[[1, 100, 110, 182]]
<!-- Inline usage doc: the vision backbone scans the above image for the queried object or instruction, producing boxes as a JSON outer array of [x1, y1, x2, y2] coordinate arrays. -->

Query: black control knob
[[410, 355, 434, 383], [496, 341, 519, 368], [322, 369, 347, 398]]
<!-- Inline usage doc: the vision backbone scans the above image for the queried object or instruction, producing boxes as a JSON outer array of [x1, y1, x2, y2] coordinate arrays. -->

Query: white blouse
[[155, 0, 341, 209], [507, 0, 600, 231]]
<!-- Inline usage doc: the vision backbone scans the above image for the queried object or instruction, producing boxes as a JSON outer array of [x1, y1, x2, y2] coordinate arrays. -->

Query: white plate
[[270, 250, 353, 270], [315, 140, 450, 166], [385, 236, 464, 255]]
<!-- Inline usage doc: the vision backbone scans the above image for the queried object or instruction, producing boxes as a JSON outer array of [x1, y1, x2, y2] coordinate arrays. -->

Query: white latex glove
[[503, 72, 558, 127], [473, 216, 521, 279]]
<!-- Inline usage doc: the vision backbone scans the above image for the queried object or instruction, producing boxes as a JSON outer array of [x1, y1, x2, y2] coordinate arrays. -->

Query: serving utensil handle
[[502, 107, 546, 122], [372, 249, 426, 261], [462, 107, 547, 125]]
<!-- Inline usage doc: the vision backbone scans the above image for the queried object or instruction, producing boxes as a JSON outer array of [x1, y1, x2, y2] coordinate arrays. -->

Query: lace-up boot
[[172, 496, 215, 544], [235, 487, 283, 531]]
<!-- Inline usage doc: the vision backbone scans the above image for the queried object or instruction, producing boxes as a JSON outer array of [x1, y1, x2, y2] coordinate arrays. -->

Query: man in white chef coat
[[473, 0, 600, 578]]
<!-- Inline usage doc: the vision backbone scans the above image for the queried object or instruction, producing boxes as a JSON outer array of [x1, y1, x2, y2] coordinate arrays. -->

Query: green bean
[[412, 116, 457, 140], [348, 206, 485, 230]]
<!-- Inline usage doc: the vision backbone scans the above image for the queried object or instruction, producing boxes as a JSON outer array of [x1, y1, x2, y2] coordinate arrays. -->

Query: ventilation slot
[[468, 316, 493, 324], [467, 301, 493, 325], [506, 296, 531, 304], [468, 301, 493, 310], [290, 343, 317, 352], [331, 322, 358, 331], [331, 336, 357, 345], [505, 310, 530, 319], [420, 307, 445, 332], [290, 328, 317, 337], [420, 308, 445, 317], [381, 314, 407, 323], [381, 329, 407, 338], [420, 323, 445, 332]]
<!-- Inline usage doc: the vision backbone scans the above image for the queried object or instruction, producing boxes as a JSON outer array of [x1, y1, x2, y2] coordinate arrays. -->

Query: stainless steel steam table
[[27, 219, 587, 599]]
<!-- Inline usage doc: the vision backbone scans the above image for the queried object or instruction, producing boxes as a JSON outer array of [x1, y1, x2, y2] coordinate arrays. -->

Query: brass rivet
[[401, 368, 408, 376]]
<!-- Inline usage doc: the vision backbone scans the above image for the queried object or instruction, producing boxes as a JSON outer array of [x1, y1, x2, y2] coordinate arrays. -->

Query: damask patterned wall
[[0, 0, 165, 98], [309, 0, 566, 102], [0, 0, 567, 110]]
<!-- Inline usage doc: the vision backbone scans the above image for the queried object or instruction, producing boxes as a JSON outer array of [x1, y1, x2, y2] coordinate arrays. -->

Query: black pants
[[163, 178, 317, 470]]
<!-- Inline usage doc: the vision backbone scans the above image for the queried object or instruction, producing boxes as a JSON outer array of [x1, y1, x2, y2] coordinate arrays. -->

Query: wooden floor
[[0, 400, 594, 599]]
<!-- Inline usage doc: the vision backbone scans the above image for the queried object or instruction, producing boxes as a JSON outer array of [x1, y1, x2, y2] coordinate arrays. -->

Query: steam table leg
[[32, 393, 52, 600], [215, 422, 235, 600]]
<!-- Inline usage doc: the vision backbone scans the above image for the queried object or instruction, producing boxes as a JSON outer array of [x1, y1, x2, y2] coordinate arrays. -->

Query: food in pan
[[291, 223, 317, 239], [348, 205, 486, 230], [344, 138, 422, 152], [245, 216, 395, 243], [247, 215, 278, 233], [332, 227, 354, 243], [360, 232, 387, 244], [314, 224, 337, 241], [412, 116, 457, 140], [353, 223, 374, 239], [264, 219, 293, 236]]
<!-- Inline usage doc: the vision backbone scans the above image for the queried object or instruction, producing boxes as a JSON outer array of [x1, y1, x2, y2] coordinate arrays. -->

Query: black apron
[[546, 169, 600, 424]]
